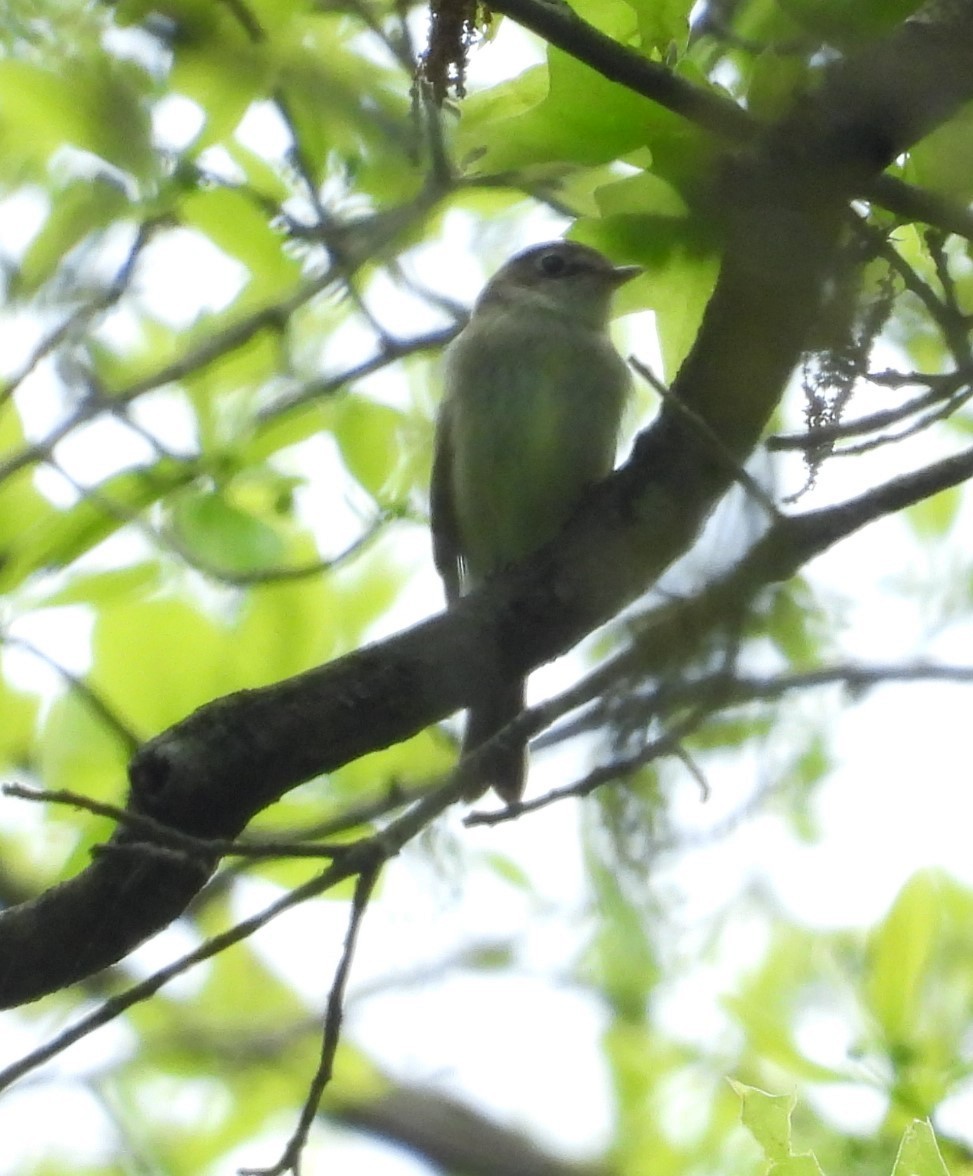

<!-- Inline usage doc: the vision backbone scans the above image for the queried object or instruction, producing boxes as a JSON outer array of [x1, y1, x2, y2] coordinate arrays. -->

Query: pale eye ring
[[538, 251, 568, 277]]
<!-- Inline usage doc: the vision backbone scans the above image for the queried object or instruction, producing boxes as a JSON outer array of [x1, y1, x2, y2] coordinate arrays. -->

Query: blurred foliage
[[2, 0, 973, 1172]]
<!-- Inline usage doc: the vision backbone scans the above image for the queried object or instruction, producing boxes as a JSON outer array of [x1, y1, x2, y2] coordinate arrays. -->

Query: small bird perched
[[431, 240, 641, 803]]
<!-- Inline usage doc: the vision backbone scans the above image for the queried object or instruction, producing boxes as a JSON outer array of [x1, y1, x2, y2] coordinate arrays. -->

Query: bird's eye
[[538, 251, 569, 277]]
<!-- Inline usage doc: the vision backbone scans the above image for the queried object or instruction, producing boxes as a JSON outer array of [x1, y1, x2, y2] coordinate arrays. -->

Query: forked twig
[[240, 864, 380, 1176]]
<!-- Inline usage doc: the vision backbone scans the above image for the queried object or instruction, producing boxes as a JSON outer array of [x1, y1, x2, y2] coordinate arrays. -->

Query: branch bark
[[2, 5, 973, 1009]]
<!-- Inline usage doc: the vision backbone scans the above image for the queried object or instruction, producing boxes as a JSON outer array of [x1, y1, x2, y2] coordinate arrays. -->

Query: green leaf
[[482, 851, 532, 890], [0, 406, 60, 593], [907, 487, 961, 539], [229, 551, 340, 685], [172, 489, 287, 574], [331, 727, 453, 801], [908, 103, 973, 200], [0, 459, 197, 592], [457, 41, 659, 173], [576, 212, 719, 380], [732, 1082, 795, 1163], [0, 57, 153, 177], [768, 1157, 827, 1176], [604, 1028, 714, 1174], [0, 680, 39, 769], [169, 14, 272, 148], [223, 139, 293, 205], [688, 710, 772, 750], [275, 22, 412, 193], [622, 0, 693, 50], [594, 170, 689, 219], [40, 563, 163, 609], [777, 0, 923, 45], [892, 1120, 951, 1176], [39, 688, 131, 802], [571, 0, 639, 38], [89, 596, 229, 733], [865, 870, 942, 1045], [732, 1084, 828, 1174], [243, 402, 329, 465], [453, 65, 548, 171], [583, 852, 658, 1019], [34, 693, 129, 882], [724, 926, 847, 1083], [329, 395, 408, 502], [747, 50, 810, 122], [17, 176, 130, 296], [764, 579, 825, 667], [730, 0, 808, 45], [184, 327, 286, 455]]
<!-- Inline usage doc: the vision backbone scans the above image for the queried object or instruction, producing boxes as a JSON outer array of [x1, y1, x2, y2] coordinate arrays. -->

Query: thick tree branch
[[2, 6, 972, 1010], [3, 442, 972, 1014]]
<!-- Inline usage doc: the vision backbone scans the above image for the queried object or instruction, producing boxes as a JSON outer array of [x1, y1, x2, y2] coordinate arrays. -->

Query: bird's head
[[475, 240, 642, 329]]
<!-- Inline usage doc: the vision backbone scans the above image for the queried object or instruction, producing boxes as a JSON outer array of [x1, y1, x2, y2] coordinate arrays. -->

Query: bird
[[430, 239, 641, 804]]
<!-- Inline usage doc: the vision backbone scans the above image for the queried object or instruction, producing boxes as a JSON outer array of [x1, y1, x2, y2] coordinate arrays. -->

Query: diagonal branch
[[1, 4, 972, 1010]]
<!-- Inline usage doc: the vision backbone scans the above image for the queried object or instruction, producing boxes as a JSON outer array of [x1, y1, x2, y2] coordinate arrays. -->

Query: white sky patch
[[134, 227, 249, 326], [151, 93, 206, 152]]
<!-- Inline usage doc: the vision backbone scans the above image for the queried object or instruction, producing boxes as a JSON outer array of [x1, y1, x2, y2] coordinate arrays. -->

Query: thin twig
[[768, 371, 967, 451], [467, 655, 973, 828], [830, 389, 973, 457], [3, 785, 349, 863], [0, 218, 164, 413], [0, 636, 141, 755], [630, 355, 781, 520], [673, 744, 710, 801], [466, 707, 712, 827], [0, 767, 471, 1092], [257, 325, 457, 424], [0, 277, 331, 487], [241, 864, 380, 1176], [874, 228, 972, 369], [159, 510, 397, 586], [925, 227, 973, 367]]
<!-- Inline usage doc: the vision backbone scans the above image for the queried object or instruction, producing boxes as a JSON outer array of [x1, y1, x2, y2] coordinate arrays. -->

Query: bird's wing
[[430, 398, 463, 604]]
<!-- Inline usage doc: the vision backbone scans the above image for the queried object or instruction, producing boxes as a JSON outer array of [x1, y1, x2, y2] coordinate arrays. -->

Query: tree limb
[[2, 5, 972, 1010]]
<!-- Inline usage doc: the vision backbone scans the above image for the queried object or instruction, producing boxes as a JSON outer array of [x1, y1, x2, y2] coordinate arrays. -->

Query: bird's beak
[[609, 264, 643, 287]]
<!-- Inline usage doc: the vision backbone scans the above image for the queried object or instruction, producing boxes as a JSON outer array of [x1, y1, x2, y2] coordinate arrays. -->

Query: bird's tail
[[461, 677, 527, 804]]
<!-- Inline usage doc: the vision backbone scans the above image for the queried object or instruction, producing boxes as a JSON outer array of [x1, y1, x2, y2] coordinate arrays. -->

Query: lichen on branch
[[418, 0, 492, 102]]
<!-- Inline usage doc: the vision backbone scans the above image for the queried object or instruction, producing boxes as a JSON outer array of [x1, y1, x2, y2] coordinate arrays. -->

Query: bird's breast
[[443, 315, 629, 580]]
